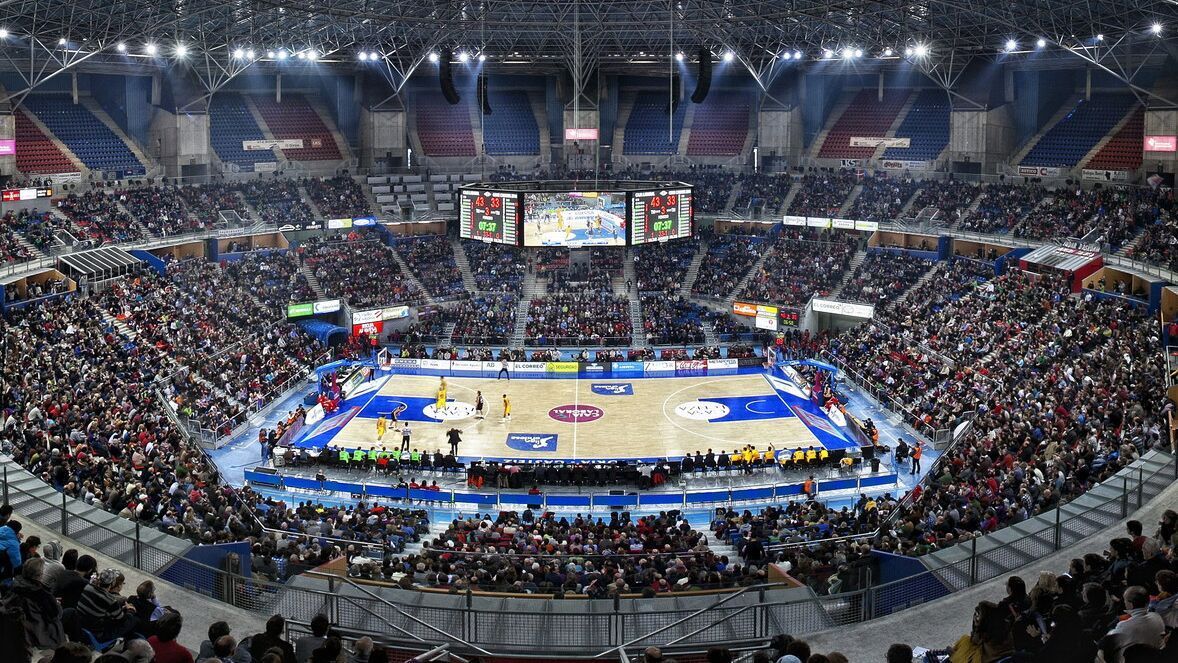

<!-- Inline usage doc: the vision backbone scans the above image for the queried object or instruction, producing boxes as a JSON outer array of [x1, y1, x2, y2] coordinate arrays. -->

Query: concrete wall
[[358, 108, 406, 169], [148, 108, 211, 178], [1144, 109, 1178, 174], [758, 107, 804, 168], [948, 105, 1017, 173], [0, 113, 14, 176]]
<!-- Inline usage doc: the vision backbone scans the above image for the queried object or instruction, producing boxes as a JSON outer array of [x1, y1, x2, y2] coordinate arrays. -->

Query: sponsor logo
[[548, 404, 605, 423], [422, 401, 476, 421], [1144, 135, 1177, 152], [546, 361, 579, 373], [511, 362, 548, 372], [582, 363, 607, 372], [849, 136, 910, 148], [676, 360, 707, 371], [451, 361, 481, 371], [733, 301, 757, 316], [840, 159, 860, 168], [1017, 165, 1061, 177], [390, 358, 421, 369], [564, 128, 599, 140], [674, 400, 731, 421], [644, 361, 677, 372], [506, 433, 558, 452], [811, 298, 875, 318], [613, 361, 645, 372], [707, 359, 739, 370], [591, 383, 633, 396], [1081, 169, 1129, 182], [420, 359, 449, 370], [881, 159, 928, 171], [352, 321, 383, 336]]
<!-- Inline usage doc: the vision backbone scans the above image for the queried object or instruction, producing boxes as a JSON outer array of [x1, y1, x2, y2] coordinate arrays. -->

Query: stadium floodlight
[[115, 42, 126, 53], [246, 49, 255, 59], [904, 46, 913, 56], [357, 51, 367, 61], [277, 49, 288, 60], [428, 51, 439, 63], [0, 29, 9, 39], [58, 38, 66, 46], [675, 51, 684, 62], [722, 51, 734, 62], [1005, 39, 1017, 52], [883, 48, 893, 56], [233, 48, 245, 59], [1036, 38, 1046, 48], [854, 48, 863, 58], [1096, 34, 1104, 41], [307, 50, 318, 60], [842, 48, 852, 58], [458, 51, 469, 62], [478, 53, 486, 62], [175, 44, 188, 57], [914, 43, 928, 57], [1152, 23, 1163, 35], [823, 49, 833, 59], [793, 50, 802, 60], [145, 43, 157, 56], [266, 50, 275, 59]]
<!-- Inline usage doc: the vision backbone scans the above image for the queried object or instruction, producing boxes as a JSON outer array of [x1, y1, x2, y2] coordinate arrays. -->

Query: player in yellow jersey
[[375, 414, 387, 442], [435, 377, 447, 413], [502, 394, 511, 422]]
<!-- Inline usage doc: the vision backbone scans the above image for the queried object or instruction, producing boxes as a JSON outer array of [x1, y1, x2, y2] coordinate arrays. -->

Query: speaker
[[477, 74, 492, 115], [690, 48, 712, 103], [439, 50, 460, 105]]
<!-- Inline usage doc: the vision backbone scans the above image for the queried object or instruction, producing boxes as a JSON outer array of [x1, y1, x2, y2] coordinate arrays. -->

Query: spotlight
[[675, 51, 684, 62], [428, 51, 439, 63], [458, 51, 469, 62], [0, 29, 9, 39], [233, 48, 245, 59], [823, 49, 833, 59], [854, 48, 863, 58], [357, 52, 367, 61], [1005, 39, 1017, 52], [175, 44, 188, 57], [1036, 38, 1046, 48], [277, 49, 288, 60], [883, 48, 893, 56], [914, 44, 928, 57], [842, 48, 852, 58], [478, 53, 486, 62], [1096, 34, 1104, 41], [722, 51, 734, 62], [145, 43, 157, 56], [1152, 23, 1163, 35], [246, 49, 255, 59], [267, 50, 275, 58], [793, 51, 802, 60], [58, 38, 66, 46], [296, 51, 306, 60], [307, 50, 317, 60], [116, 42, 126, 53]]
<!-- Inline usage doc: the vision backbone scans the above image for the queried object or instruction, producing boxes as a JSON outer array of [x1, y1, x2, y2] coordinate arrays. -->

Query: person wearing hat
[[76, 568, 137, 642]]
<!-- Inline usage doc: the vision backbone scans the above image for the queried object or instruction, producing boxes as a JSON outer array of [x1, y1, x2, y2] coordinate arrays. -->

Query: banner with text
[[881, 159, 928, 171], [1017, 165, 1061, 177], [850, 137, 910, 148], [243, 139, 304, 151], [1081, 169, 1129, 182]]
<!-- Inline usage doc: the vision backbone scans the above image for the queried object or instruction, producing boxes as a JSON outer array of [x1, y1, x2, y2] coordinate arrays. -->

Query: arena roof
[[0, 1, 1175, 104]]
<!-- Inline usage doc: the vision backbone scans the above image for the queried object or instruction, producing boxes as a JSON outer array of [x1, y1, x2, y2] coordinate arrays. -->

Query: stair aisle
[[299, 264, 327, 299], [828, 249, 868, 299], [893, 262, 941, 307], [300, 186, 326, 222], [678, 240, 709, 298], [386, 245, 436, 305], [511, 271, 541, 346], [450, 238, 479, 292]]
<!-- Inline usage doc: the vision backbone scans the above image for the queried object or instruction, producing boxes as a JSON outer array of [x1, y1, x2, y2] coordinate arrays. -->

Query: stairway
[[299, 185, 326, 222], [527, 91, 552, 166], [442, 321, 458, 347], [837, 184, 864, 217], [729, 245, 773, 303], [299, 264, 327, 299], [725, 180, 744, 215], [19, 109, 88, 175], [114, 200, 155, 238], [679, 239, 709, 297], [303, 96, 356, 163], [235, 192, 264, 224], [510, 271, 541, 346], [777, 178, 801, 216], [807, 90, 855, 159], [612, 91, 637, 155], [240, 95, 284, 165], [1079, 106, 1141, 168], [450, 238, 479, 292], [828, 248, 868, 299], [78, 97, 158, 175], [898, 188, 924, 217], [386, 245, 435, 305], [871, 91, 918, 161], [1009, 94, 1082, 166], [10, 232, 45, 259], [893, 262, 942, 307], [702, 321, 720, 347], [629, 297, 647, 349], [100, 310, 138, 340]]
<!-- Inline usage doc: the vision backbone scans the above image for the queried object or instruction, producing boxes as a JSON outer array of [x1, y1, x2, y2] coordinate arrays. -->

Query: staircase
[[828, 249, 868, 299], [77, 97, 158, 175], [777, 178, 801, 216], [511, 271, 541, 346], [837, 184, 864, 217], [19, 109, 88, 175], [807, 91, 856, 159], [871, 91, 919, 161], [724, 180, 744, 215], [240, 95, 284, 165], [114, 201, 155, 238], [303, 96, 356, 163], [702, 321, 720, 347], [898, 188, 924, 217], [299, 185, 326, 222], [612, 92, 637, 155], [893, 262, 942, 307], [299, 264, 327, 299], [675, 104, 694, 155], [100, 310, 138, 340], [10, 232, 45, 259], [527, 91, 553, 166], [386, 245, 435, 305], [235, 192, 264, 224], [679, 240, 709, 297], [1079, 106, 1141, 168], [450, 238, 479, 292], [730, 246, 773, 303], [1009, 94, 1081, 166], [441, 321, 458, 347]]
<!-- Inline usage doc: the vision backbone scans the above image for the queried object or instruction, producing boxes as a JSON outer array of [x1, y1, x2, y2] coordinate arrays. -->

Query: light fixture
[[277, 49, 287, 60], [428, 51, 439, 63], [246, 49, 255, 59], [904, 47, 913, 56], [296, 51, 306, 60], [793, 50, 802, 60], [307, 50, 317, 60], [116, 42, 126, 53], [357, 51, 367, 61], [914, 44, 928, 57], [723, 51, 734, 62], [233, 48, 245, 59], [823, 49, 833, 59], [145, 43, 157, 56], [458, 51, 469, 62], [478, 53, 485, 62], [267, 50, 276, 58], [883, 48, 893, 56], [842, 47, 852, 58], [675, 51, 684, 62], [1152, 23, 1163, 35], [1005, 39, 1017, 52], [58, 37, 67, 46], [854, 48, 863, 58], [0, 29, 9, 39], [1036, 38, 1046, 48], [1096, 34, 1104, 41], [175, 44, 188, 57]]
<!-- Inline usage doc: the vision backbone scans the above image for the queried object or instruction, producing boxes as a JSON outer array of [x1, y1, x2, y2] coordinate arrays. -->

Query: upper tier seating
[[416, 93, 477, 156], [1085, 106, 1145, 171], [817, 89, 910, 159], [21, 95, 144, 175], [882, 89, 950, 162], [483, 90, 540, 155], [622, 91, 685, 154], [209, 93, 273, 171], [14, 108, 76, 174], [1021, 94, 1138, 167], [686, 94, 750, 156], [250, 93, 343, 161]]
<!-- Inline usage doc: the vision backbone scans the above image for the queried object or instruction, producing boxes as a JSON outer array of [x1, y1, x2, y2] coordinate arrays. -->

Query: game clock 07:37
[[631, 188, 692, 244], [459, 190, 519, 244]]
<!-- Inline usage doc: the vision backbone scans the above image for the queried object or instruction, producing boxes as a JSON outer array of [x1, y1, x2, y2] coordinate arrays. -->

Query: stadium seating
[[209, 92, 274, 171], [20, 95, 144, 175], [817, 89, 910, 159], [741, 229, 858, 308], [882, 89, 950, 162], [482, 90, 540, 155], [250, 93, 343, 161], [686, 94, 750, 156], [415, 93, 477, 156], [1021, 94, 1138, 168], [1085, 106, 1145, 171], [14, 107, 76, 174], [622, 91, 685, 154]]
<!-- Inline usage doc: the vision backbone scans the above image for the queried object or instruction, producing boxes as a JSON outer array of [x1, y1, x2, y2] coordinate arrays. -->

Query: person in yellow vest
[[792, 448, 806, 464], [818, 448, 830, 462], [805, 447, 818, 464]]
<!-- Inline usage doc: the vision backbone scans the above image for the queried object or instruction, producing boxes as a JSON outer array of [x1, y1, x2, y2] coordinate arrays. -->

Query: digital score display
[[780, 310, 801, 327], [459, 189, 519, 245], [1, 187, 53, 202], [630, 187, 693, 244]]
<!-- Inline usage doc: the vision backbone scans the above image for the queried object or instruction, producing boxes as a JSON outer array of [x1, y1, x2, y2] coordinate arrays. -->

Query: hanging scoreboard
[[459, 189, 519, 244], [630, 187, 693, 244]]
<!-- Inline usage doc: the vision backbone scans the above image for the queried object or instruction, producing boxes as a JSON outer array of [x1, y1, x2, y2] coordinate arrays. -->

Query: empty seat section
[[817, 89, 910, 159], [686, 94, 750, 156], [14, 108, 76, 174], [1021, 94, 1137, 168], [416, 93, 477, 157], [883, 89, 950, 161], [21, 95, 144, 175], [622, 91, 685, 155], [483, 91, 540, 155], [250, 93, 342, 160], [209, 93, 272, 172], [1085, 106, 1144, 171]]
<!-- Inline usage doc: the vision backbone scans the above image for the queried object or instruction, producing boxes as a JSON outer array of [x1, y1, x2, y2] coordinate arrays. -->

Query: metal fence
[[2, 448, 1173, 658]]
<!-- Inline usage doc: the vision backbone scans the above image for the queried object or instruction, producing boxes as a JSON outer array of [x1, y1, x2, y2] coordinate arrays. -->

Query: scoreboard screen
[[630, 187, 693, 244], [459, 190, 519, 244]]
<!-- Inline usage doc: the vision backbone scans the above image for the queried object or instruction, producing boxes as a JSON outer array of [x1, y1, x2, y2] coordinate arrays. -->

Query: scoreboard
[[630, 187, 693, 244], [459, 189, 519, 244]]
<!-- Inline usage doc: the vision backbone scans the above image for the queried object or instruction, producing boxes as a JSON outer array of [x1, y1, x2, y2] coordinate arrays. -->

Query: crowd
[[56, 191, 144, 245], [959, 183, 1045, 234], [733, 173, 794, 215], [640, 294, 706, 345], [176, 182, 242, 225], [908, 178, 980, 223], [786, 171, 858, 218], [740, 230, 857, 308], [525, 293, 632, 346], [237, 180, 315, 229], [120, 186, 206, 238], [446, 294, 518, 345], [838, 251, 934, 305], [301, 230, 422, 308], [846, 176, 922, 225], [691, 232, 768, 299], [395, 236, 465, 299], [2, 209, 64, 253], [460, 240, 525, 293], [303, 176, 372, 219], [634, 242, 697, 293], [544, 263, 615, 295], [1014, 186, 1165, 251], [0, 222, 37, 265], [220, 250, 316, 311]]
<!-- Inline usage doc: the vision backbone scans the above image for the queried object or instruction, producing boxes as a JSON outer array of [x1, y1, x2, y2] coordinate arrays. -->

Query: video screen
[[523, 191, 627, 247], [459, 189, 519, 245]]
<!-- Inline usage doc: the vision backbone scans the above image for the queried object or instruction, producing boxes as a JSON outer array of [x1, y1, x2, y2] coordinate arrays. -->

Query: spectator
[[76, 569, 137, 642], [38, 543, 69, 595], [0, 520, 23, 576], [55, 554, 97, 610], [196, 621, 250, 663], [249, 615, 296, 663], [4, 557, 65, 649], [295, 614, 330, 663], [1101, 586, 1165, 663], [946, 601, 1012, 663], [148, 610, 193, 663], [884, 644, 912, 663]]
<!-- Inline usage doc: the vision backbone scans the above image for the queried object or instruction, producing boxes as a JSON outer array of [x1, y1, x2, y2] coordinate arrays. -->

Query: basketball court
[[291, 368, 861, 461]]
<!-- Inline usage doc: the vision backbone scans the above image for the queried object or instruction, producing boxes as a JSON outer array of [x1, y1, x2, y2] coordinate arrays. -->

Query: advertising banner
[[854, 220, 879, 232], [756, 310, 779, 331], [1143, 135, 1177, 152], [243, 139, 304, 150], [564, 128, 599, 140], [546, 361, 579, 373], [451, 361, 482, 371], [0, 139, 16, 155], [312, 300, 341, 314], [286, 302, 314, 318], [707, 359, 739, 370], [850, 137, 910, 148], [811, 298, 875, 318], [481, 361, 504, 372], [327, 218, 354, 229], [1081, 169, 1129, 182], [840, 159, 860, 168], [353, 306, 410, 324], [510, 362, 549, 372], [675, 359, 708, 371], [254, 162, 278, 173], [782, 215, 807, 226], [613, 361, 645, 372], [390, 358, 422, 369], [881, 159, 928, 171], [1017, 165, 1061, 177], [581, 362, 608, 372], [421, 359, 450, 370], [831, 218, 856, 230], [352, 321, 383, 336], [645, 361, 677, 372], [733, 301, 757, 316]]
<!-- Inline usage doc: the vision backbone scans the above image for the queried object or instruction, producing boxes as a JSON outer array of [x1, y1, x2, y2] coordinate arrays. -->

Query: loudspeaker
[[439, 50, 460, 104], [477, 74, 492, 115], [690, 48, 712, 103]]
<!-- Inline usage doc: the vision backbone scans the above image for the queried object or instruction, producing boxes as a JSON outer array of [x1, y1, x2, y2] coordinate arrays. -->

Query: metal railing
[[0, 449, 1174, 658]]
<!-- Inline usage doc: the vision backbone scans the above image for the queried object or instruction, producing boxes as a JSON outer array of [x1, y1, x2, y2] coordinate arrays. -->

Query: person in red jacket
[[148, 610, 193, 663]]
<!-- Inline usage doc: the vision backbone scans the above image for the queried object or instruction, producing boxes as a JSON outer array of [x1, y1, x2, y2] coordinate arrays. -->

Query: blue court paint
[[505, 433, 559, 452], [295, 406, 364, 449], [695, 395, 793, 423], [762, 372, 858, 451], [590, 383, 634, 396]]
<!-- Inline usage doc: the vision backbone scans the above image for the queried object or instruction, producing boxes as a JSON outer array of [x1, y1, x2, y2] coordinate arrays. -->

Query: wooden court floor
[[321, 373, 821, 461]]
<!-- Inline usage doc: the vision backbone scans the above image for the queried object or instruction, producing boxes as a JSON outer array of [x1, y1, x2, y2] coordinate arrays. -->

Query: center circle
[[423, 401, 476, 421], [548, 404, 605, 423]]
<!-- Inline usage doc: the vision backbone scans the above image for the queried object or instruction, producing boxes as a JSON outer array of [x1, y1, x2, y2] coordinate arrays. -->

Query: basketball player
[[502, 394, 512, 422], [375, 414, 387, 443], [435, 377, 447, 413], [474, 390, 486, 419]]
